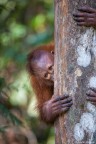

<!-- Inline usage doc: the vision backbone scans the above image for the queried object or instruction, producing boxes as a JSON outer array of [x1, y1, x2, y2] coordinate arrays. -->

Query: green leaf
[[0, 77, 6, 90], [0, 125, 8, 133], [0, 103, 22, 125]]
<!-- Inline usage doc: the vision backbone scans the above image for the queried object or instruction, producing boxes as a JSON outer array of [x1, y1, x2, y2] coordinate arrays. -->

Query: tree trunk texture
[[54, 0, 96, 144]]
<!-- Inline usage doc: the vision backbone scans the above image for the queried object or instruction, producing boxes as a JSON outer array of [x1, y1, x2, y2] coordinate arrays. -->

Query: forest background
[[0, 0, 54, 144]]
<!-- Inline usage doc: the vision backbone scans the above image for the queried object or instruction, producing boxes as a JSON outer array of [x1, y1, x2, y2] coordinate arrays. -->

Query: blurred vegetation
[[0, 0, 54, 143]]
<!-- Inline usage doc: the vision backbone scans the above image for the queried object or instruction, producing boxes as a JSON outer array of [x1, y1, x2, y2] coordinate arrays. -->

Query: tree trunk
[[54, 0, 96, 144]]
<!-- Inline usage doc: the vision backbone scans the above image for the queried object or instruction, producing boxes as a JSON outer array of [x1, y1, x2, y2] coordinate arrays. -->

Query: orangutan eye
[[51, 51, 54, 55], [44, 73, 50, 79], [44, 73, 48, 78]]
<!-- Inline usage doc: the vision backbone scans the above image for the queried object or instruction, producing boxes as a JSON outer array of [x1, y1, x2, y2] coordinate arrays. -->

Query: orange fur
[[27, 44, 54, 121]]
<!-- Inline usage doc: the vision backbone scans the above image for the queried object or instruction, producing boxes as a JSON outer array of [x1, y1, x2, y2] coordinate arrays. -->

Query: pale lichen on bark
[[54, 0, 96, 143], [74, 28, 96, 143], [77, 28, 93, 67]]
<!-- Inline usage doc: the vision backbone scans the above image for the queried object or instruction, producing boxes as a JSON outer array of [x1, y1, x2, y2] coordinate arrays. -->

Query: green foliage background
[[0, 0, 54, 143]]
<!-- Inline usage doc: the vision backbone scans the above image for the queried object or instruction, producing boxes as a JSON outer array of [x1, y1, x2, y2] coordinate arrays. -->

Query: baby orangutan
[[27, 44, 73, 124], [27, 5, 96, 124]]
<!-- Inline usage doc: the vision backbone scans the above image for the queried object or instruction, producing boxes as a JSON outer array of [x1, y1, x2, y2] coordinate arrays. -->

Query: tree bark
[[54, 0, 96, 144]]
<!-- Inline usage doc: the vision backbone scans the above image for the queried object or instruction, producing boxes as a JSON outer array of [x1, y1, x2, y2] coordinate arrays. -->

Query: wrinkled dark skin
[[86, 88, 96, 105], [73, 6, 96, 28], [43, 94, 73, 123]]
